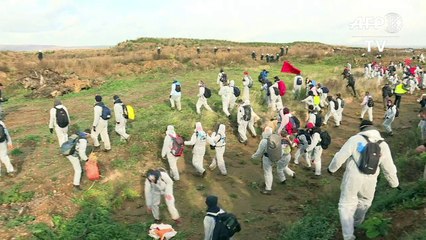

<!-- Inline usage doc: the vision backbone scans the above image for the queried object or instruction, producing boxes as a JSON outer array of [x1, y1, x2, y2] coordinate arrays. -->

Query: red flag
[[281, 61, 301, 75]]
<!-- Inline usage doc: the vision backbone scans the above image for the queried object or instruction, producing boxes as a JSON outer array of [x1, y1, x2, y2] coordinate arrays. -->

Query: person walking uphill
[[91, 95, 111, 152], [49, 99, 70, 147], [0, 120, 15, 177], [184, 122, 212, 177], [218, 82, 232, 117], [196, 81, 214, 115], [161, 125, 182, 181], [145, 169, 181, 225], [237, 100, 257, 144], [65, 130, 90, 191], [305, 126, 323, 176], [360, 92, 374, 122], [209, 124, 228, 176], [327, 120, 399, 240], [383, 100, 397, 136], [170, 80, 182, 111], [113, 95, 130, 142]]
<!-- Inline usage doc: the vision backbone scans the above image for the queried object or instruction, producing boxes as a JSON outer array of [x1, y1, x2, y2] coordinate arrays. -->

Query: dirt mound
[[19, 69, 102, 98]]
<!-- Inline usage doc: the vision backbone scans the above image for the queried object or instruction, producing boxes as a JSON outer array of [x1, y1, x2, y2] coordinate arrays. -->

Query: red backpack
[[170, 134, 184, 157], [277, 80, 287, 96]]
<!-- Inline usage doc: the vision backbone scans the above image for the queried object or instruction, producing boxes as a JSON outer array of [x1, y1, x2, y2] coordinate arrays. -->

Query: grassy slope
[[0, 40, 425, 239]]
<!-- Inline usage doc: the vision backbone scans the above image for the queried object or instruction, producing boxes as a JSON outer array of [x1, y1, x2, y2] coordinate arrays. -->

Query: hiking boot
[[93, 146, 101, 152], [7, 172, 16, 178], [243, 140, 248, 145], [260, 190, 272, 195], [334, 125, 340, 128], [125, 135, 131, 142], [103, 148, 111, 152], [280, 180, 287, 184], [154, 219, 162, 224], [389, 132, 394, 136], [292, 173, 296, 179], [201, 171, 207, 178], [73, 185, 82, 191]]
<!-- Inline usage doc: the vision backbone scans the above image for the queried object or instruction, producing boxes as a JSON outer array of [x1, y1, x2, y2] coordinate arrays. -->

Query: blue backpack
[[97, 103, 111, 120]]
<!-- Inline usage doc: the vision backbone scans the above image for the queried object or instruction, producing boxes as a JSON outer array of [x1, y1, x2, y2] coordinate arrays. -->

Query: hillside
[[0, 38, 425, 240]]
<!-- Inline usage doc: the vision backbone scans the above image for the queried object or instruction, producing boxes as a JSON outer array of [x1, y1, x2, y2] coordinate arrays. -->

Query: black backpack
[[220, 74, 228, 83], [367, 97, 374, 107], [204, 87, 212, 98], [319, 131, 331, 149], [0, 124, 7, 143], [175, 84, 181, 92], [315, 113, 323, 127], [290, 116, 300, 129], [322, 87, 330, 93], [207, 212, 241, 240], [122, 104, 129, 119], [296, 77, 302, 85], [297, 130, 311, 145], [233, 87, 241, 97], [273, 87, 280, 96], [55, 107, 69, 128], [333, 100, 339, 111], [243, 105, 251, 121], [358, 135, 383, 174]]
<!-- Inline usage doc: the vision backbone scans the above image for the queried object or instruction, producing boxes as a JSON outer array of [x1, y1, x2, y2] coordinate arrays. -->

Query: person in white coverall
[[383, 100, 397, 136], [184, 122, 212, 177], [49, 99, 70, 147], [277, 107, 291, 135], [336, 93, 344, 125], [229, 80, 237, 110], [251, 127, 293, 194], [327, 120, 399, 240], [293, 74, 303, 99], [145, 169, 181, 224], [209, 124, 227, 176], [305, 127, 323, 176], [294, 124, 314, 167], [278, 131, 296, 182], [237, 100, 257, 144], [91, 95, 111, 151], [242, 71, 251, 101], [216, 69, 225, 87], [170, 80, 182, 111], [66, 131, 90, 191], [323, 96, 340, 127], [196, 81, 213, 114], [360, 92, 373, 122], [269, 80, 283, 112], [204, 195, 227, 240], [0, 120, 15, 176], [113, 95, 130, 141], [218, 82, 232, 117], [161, 125, 180, 181]]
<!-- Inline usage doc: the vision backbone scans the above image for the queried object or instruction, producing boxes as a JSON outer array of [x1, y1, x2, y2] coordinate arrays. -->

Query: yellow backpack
[[123, 105, 135, 120]]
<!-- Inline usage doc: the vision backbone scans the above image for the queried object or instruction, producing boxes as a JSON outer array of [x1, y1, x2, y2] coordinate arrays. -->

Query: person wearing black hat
[[327, 120, 399, 240], [66, 129, 91, 191], [49, 99, 71, 147], [113, 95, 130, 142], [144, 169, 181, 225], [92, 95, 111, 152], [204, 195, 225, 240]]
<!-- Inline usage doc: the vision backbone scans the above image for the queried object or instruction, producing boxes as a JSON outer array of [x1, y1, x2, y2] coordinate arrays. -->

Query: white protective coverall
[[360, 96, 373, 122], [204, 209, 226, 240], [336, 98, 344, 124], [383, 105, 397, 134], [328, 128, 399, 240], [196, 86, 213, 114], [229, 80, 237, 110], [114, 100, 130, 141], [237, 101, 257, 143], [305, 131, 322, 176], [209, 124, 227, 175], [161, 125, 180, 181], [294, 132, 311, 167], [66, 136, 88, 186], [269, 82, 283, 111], [0, 121, 14, 175], [91, 103, 111, 150], [170, 81, 182, 111], [184, 122, 212, 175], [251, 127, 292, 191], [49, 104, 70, 147], [145, 171, 180, 221], [218, 84, 232, 117], [324, 100, 340, 126], [242, 75, 251, 101], [293, 75, 303, 96]]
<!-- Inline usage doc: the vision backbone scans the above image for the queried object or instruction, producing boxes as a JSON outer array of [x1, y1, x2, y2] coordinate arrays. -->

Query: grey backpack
[[266, 134, 282, 161]]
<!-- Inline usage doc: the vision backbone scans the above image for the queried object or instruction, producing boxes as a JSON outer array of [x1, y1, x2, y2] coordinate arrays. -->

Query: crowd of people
[[1, 53, 425, 239]]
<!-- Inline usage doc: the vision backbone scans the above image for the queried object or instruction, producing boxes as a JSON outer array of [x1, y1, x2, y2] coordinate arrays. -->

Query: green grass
[[0, 183, 35, 204]]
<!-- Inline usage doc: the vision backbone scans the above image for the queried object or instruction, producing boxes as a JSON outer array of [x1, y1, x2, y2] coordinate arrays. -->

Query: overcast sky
[[0, 0, 424, 47]]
